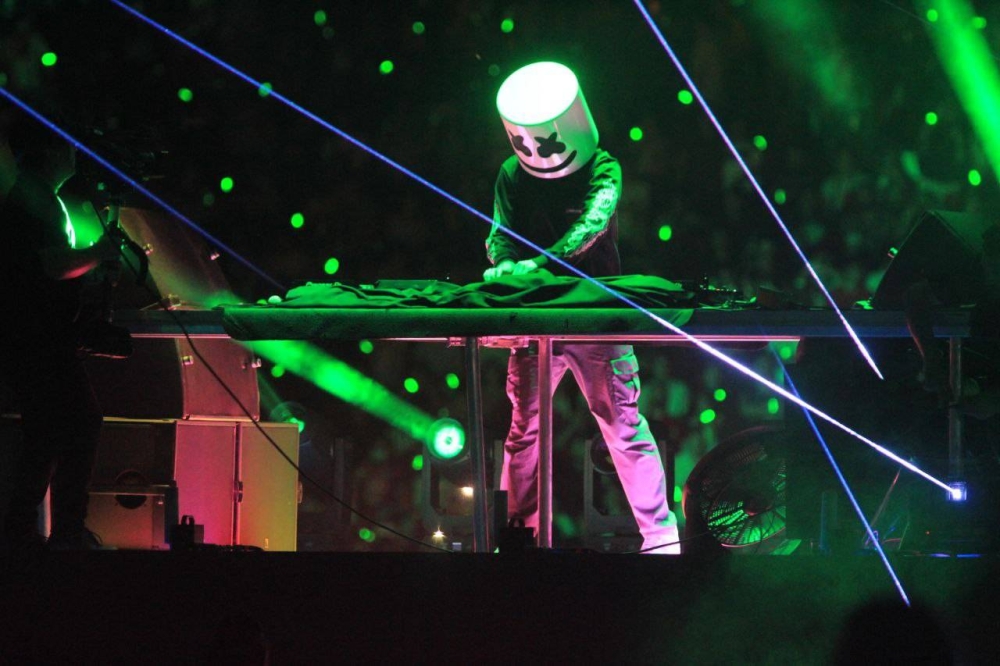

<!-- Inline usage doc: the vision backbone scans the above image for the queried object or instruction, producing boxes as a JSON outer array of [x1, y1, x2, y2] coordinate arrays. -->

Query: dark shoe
[[47, 528, 110, 551]]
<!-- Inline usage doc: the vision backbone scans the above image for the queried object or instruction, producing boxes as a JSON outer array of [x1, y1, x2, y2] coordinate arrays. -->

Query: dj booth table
[[118, 306, 974, 552]]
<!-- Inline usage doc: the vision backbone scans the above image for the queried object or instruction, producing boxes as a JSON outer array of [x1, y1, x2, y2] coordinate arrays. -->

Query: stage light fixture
[[427, 418, 466, 461], [948, 482, 968, 502], [588, 434, 617, 476]]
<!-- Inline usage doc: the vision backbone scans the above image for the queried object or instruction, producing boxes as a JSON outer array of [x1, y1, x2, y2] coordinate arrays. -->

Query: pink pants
[[499, 343, 675, 543]]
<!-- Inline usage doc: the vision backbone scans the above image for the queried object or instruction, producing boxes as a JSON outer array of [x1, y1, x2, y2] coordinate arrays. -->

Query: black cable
[[622, 530, 713, 555], [94, 207, 453, 554]]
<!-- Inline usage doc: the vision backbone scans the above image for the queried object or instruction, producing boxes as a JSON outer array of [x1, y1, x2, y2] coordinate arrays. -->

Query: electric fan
[[683, 426, 788, 552]]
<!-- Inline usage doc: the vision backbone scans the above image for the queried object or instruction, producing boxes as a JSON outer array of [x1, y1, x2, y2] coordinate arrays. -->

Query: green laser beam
[[926, 0, 1000, 184]]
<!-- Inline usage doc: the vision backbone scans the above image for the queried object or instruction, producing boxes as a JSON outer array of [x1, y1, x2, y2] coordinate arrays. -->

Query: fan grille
[[688, 435, 788, 548]]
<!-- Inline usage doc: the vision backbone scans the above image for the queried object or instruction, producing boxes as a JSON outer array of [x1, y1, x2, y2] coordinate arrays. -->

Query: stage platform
[[0, 549, 994, 664]]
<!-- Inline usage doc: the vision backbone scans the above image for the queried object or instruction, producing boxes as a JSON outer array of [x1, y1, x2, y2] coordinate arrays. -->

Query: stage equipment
[[682, 426, 789, 555], [131, 304, 970, 555], [427, 417, 466, 461], [779, 364, 910, 605], [84, 206, 261, 419], [419, 434, 492, 544], [632, 0, 882, 380], [87, 417, 299, 550], [582, 432, 679, 551], [871, 210, 994, 310], [0, 87, 283, 290]]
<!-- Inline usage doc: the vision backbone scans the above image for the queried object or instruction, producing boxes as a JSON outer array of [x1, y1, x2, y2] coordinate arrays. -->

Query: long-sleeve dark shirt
[[0, 171, 81, 348], [486, 148, 623, 278]]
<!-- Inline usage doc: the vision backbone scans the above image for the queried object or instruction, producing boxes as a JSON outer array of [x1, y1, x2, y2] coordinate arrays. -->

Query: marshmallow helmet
[[496, 61, 599, 179]]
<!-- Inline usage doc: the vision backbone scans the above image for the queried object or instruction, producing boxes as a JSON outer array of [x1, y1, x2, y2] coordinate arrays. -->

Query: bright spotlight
[[427, 418, 466, 461]]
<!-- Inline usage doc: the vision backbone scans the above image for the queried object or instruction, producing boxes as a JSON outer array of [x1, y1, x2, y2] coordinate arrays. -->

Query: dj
[[482, 62, 679, 554]]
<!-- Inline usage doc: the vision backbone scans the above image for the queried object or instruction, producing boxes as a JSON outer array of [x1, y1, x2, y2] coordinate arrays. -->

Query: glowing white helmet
[[497, 61, 599, 179]]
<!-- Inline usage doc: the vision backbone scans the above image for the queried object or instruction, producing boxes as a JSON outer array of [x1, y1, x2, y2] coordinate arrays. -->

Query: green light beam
[[253, 339, 442, 444], [926, 0, 1000, 184]]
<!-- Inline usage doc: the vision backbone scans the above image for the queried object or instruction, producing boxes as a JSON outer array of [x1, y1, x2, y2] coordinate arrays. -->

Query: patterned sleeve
[[545, 152, 621, 263]]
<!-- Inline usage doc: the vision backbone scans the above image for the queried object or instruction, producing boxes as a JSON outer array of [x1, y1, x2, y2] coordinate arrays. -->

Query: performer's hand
[[483, 259, 516, 282], [511, 259, 539, 276]]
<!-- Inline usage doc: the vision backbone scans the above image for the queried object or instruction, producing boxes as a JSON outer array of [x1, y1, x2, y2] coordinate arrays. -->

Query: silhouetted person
[[0, 117, 120, 551], [833, 598, 953, 665]]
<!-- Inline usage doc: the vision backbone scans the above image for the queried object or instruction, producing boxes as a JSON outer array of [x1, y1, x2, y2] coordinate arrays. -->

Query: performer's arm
[[531, 152, 621, 269], [40, 234, 121, 280], [484, 164, 521, 280]]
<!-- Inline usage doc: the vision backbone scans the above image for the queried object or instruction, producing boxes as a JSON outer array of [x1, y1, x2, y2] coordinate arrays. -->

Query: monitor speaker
[[871, 210, 994, 310]]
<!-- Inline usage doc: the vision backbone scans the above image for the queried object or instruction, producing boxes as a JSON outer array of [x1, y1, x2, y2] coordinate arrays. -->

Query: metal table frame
[[120, 307, 974, 553]]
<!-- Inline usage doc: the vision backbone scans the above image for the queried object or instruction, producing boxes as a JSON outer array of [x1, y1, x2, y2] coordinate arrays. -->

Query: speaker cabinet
[[86, 338, 261, 420], [237, 421, 299, 551], [88, 417, 298, 550], [83, 204, 260, 420], [872, 210, 994, 309]]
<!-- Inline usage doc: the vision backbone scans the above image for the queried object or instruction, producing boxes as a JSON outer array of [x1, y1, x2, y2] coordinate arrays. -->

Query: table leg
[[538, 337, 553, 548], [948, 336, 964, 481], [463, 337, 490, 552]]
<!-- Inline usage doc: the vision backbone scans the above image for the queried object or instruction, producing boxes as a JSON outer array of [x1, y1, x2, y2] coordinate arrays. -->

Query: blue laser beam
[[776, 353, 911, 606], [632, 0, 884, 381], [0, 87, 285, 292], [108, 0, 954, 494]]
